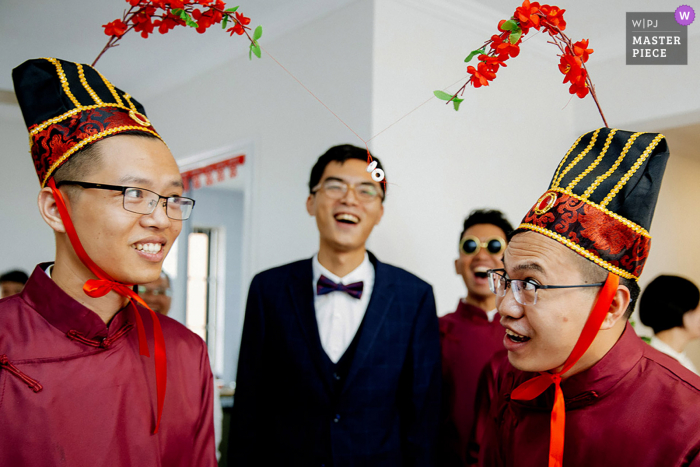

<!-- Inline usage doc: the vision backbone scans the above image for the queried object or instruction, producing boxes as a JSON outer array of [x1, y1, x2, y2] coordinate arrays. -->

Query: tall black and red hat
[[518, 127, 669, 280], [12, 57, 162, 187]]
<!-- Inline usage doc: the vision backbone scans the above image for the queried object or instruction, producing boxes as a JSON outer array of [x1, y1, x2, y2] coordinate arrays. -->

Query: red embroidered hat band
[[13, 57, 162, 187], [517, 128, 668, 281]]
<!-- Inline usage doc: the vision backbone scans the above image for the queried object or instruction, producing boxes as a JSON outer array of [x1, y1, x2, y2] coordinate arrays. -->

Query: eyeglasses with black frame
[[312, 178, 384, 202], [56, 181, 196, 220], [486, 268, 605, 306]]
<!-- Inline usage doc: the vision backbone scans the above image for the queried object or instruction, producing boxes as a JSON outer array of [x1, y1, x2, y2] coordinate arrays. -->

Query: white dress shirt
[[312, 253, 374, 363], [649, 335, 699, 374]]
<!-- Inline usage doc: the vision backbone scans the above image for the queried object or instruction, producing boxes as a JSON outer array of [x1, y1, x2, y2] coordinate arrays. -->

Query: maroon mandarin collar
[[508, 323, 644, 411], [19, 263, 133, 341], [559, 322, 643, 400], [457, 300, 496, 324]]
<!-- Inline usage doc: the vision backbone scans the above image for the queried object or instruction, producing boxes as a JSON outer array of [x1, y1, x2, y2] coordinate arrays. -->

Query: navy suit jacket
[[229, 252, 441, 467]]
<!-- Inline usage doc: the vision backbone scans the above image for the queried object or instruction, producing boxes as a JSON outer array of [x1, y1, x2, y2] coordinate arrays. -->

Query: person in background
[[0, 270, 29, 298], [138, 271, 173, 316], [639, 275, 700, 374], [230, 144, 441, 466], [438, 210, 511, 466]]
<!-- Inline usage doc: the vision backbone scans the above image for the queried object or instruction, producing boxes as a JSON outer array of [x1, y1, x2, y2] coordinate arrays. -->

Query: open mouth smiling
[[505, 328, 531, 343], [334, 213, 359, 224]]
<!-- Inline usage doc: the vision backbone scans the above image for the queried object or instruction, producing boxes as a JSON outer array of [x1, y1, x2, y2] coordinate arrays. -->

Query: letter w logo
[[679, 11, 691, 20]]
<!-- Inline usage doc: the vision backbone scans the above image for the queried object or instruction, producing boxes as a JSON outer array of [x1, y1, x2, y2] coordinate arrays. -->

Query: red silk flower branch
[[435, 0, 607, 127], [95, 0, 262, 66]]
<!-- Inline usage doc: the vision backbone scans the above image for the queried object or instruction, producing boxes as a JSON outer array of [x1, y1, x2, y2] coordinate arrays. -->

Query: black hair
[[639, 275, 700, 334], [0, 270, 29, 284], [460, 209, 513, 242], [308, 144, 386, 201]]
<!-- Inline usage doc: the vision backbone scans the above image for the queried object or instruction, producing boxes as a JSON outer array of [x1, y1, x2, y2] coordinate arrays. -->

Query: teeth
[[474, 266, 490, 273], [506, 329, 527, 339], [132, 243, 162, 254], [335, 213, 359, 223]]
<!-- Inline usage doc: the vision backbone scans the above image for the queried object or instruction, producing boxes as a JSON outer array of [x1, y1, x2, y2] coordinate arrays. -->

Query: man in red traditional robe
[[478, 128, 700, 467], [0, 58, 216, 466], [438, 209, 511, 466]]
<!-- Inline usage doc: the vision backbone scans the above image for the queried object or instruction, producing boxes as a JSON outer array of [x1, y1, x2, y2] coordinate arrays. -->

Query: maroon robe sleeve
[[192, 336, 217, 466]]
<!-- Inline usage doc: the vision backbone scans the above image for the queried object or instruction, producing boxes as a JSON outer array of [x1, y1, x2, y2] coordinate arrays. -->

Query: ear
[[454, 258, 460, 275], [374, 203, 384, 226], [38, 187, 66, 233], [600, 283, 631, 330], [306, 194, 315, 216]]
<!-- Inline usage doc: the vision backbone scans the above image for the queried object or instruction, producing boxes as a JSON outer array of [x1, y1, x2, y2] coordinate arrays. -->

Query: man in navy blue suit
[[229, 145, 441, 466]]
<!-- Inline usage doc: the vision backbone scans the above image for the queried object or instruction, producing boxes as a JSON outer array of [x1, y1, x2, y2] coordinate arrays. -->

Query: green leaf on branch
[[500, 19, 518, 31], [510, 30, 522, 44], [225, 6, 239, 12], [171, 8, 183, 15], [222, 15, 228, 29], [177, 9, 198, 28], [252, 43, 261, 59], [253, 25, 263, 40], [452, 98, 464, 111], [433, 90, 454, 101], [464, 48, 487, 63]]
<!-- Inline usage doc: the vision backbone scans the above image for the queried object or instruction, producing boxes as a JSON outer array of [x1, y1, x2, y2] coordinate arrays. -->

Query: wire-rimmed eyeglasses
[[56, 181, 195, 220], [312, 178, 384, 202], [487, 268, 605, 306]]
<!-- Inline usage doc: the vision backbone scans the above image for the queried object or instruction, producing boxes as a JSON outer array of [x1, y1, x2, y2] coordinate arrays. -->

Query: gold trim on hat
[[547, 187, 651, 238], [41, 125, 162, 188], [518, 222, 638, 280], [601, 134, 665, 208], [43, 58, 81, 109], [76, 63, 103, 105], [565, 129, 617, 192], [552, 128, 601, 189], [581, 132, 642, 200]]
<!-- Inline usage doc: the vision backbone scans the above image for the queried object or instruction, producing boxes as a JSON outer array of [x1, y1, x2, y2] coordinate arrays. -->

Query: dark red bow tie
[[317, 275, 364, 299]]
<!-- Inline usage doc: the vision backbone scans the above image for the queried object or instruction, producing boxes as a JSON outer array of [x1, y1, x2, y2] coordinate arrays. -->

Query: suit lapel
[[342, 253, 395, 393], [287, 259, 333, 392]]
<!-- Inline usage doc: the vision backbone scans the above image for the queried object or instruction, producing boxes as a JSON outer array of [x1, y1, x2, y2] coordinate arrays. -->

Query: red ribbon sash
[[48, 178, 167, 434], [510, 272, 619, 467]]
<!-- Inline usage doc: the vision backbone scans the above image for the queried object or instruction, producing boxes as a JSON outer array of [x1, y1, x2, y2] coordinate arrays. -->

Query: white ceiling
[[0, 0, 356, 101], [2, 0, 696, 102]]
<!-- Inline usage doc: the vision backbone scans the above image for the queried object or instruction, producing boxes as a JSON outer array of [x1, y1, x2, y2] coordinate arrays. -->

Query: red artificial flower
[[514, 0, 541, 31], [155, 12, 183, 34], [227, 11, 251, 35], [558, 53, 584, 85], [540, 5, 566, 33], [235, 11, 251, 26], [468, 62, 497, 88], [569, 76, 589, 98], [127, 0, 142, 6], [489, 33, 520, 59], [572, 39, 593, 62], [103, 19, 128, 37], [132, 9, 156, 38], [478, 54, 507, 73]]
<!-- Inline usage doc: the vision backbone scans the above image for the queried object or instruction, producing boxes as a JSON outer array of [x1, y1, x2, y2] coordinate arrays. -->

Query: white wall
[[369, 0, 579, 313], [146, 0, 375, 282], [0, 105, 55, 274]]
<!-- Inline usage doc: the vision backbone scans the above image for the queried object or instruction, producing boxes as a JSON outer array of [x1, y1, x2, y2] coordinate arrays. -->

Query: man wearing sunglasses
[[478, 129, 700, 467], [438, 210, 512, 467], [1, 58, 216, 466], [230, 144, 441, 466]]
